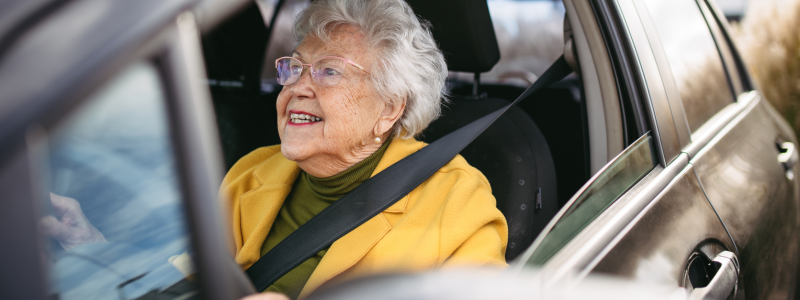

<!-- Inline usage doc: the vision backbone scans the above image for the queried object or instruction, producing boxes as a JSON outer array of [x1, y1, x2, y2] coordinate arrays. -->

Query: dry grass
[[731, 0, 800, 138]]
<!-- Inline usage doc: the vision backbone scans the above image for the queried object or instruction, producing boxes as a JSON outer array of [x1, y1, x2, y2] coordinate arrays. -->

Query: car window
[[640, 0, 734, 133], [525, 133, 657, 266], [451, 0, 565, 86], [34, 62, 198, 300]]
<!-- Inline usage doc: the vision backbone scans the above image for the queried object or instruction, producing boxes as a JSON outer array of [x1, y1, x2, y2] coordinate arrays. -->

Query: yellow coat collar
[[237, 137, 425, 295]]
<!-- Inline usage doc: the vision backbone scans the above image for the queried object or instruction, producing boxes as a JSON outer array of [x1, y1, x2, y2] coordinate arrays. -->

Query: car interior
[[201, 0, 636, 262]]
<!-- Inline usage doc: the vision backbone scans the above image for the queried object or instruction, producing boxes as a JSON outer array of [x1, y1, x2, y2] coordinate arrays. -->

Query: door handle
[[778, 142, 798, 179], [689, 251, 738, 300]]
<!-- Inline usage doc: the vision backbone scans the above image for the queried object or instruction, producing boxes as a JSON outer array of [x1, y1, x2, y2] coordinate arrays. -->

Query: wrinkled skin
[[277, 24, 406, 178]]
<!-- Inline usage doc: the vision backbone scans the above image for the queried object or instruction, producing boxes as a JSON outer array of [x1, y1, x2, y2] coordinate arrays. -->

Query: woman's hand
[[240, 292, 290, 300], [40, 193, 107, 250]]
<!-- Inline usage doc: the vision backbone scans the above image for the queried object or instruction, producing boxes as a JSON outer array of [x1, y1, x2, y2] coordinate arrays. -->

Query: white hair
[[293, 0, 448, 138]]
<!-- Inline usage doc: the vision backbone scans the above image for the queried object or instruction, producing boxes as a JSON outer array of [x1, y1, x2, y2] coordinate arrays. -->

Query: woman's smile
[[287, 110, 323, 126]]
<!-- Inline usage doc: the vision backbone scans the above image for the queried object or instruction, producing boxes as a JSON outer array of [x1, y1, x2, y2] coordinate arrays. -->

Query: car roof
[[0, 0, 248, 163]]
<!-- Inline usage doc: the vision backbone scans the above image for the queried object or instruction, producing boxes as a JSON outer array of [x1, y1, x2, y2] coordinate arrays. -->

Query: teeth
[[290, 113, 322, 123]]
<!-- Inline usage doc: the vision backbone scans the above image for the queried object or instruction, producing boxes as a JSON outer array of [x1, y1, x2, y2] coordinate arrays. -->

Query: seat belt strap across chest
[[245, 55, 572, 292]]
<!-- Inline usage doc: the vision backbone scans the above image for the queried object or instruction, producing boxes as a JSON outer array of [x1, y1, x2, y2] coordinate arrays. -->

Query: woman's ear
[[375, 98, 406, 136]]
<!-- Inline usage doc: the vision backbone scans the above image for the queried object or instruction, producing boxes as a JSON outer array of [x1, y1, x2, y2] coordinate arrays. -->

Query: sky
[[716, 0, 749, 15]]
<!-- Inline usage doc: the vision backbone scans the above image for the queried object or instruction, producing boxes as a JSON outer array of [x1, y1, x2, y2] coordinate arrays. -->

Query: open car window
[[33, 62, 198, 300], [525, 133, 657, 266]]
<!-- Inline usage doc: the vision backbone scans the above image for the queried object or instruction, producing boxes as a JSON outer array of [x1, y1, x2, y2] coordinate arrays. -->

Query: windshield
[[34, 62, 198, 300]]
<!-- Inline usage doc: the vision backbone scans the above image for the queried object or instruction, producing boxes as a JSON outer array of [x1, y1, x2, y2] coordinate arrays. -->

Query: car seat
[[407, 0, 560, 261]]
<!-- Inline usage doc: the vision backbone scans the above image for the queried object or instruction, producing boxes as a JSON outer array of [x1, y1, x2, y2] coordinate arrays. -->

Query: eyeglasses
[[275, 56, 369, 86]]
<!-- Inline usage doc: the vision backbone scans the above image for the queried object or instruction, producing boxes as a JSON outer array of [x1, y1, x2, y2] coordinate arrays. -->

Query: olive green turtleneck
[[260, 140, 391, 299]]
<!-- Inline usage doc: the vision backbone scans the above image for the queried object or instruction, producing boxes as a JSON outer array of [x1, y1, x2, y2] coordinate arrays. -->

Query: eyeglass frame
[[274, 56, 370, 86]]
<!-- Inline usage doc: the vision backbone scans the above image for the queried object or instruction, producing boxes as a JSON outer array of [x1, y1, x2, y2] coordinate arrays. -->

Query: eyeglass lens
[[276, 57, 347, 86]]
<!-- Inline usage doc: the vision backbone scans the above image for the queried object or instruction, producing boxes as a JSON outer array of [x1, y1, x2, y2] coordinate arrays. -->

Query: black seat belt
[[245, 55, 572, 292]]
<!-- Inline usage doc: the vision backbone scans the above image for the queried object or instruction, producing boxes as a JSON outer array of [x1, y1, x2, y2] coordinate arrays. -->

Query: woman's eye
[[323, 68, 341, 76]]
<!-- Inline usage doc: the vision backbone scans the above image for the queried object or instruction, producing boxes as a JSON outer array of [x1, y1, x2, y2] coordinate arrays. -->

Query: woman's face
[[277, 25, 401, 177]]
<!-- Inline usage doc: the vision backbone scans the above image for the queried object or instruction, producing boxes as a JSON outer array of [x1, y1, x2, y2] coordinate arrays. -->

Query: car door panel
[[590, 164, 734, 286], [691, 96, 800, 299]]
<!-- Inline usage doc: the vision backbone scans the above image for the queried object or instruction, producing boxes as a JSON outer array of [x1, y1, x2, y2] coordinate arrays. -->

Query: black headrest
[[406, 0, 500, 73], [201, 2, 268, 94]]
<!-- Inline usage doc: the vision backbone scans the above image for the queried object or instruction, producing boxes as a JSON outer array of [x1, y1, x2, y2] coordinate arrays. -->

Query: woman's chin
[[280, 142, 312, 162]]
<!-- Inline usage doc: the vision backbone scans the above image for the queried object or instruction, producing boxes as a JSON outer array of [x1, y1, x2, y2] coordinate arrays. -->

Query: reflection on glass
[[641, 0, 734, 132], [37, 63, 198, 300], [526, 134, 656, 266]]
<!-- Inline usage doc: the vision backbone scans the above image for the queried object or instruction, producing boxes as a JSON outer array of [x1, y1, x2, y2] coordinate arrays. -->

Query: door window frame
[[702, 0, 755, 93], [628, 0, 693, 150], [696, 0, 743, 96], [614, 0, 681, 167], [146, 12, 252, 300], [589, 0, 653, 148]]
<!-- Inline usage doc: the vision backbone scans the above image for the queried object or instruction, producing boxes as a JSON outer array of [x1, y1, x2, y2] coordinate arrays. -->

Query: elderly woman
[[228, 0, 507, 299]]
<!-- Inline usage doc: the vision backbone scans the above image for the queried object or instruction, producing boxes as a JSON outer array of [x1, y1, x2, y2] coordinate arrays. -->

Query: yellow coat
[[221, 137, 508, 298]]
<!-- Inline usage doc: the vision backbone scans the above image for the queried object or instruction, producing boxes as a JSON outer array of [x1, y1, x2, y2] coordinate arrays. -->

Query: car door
[[627, 0, 800, 297], [512, 0, 737, 294], [681, 1, 800, 299], [0, 1, 255, 299]]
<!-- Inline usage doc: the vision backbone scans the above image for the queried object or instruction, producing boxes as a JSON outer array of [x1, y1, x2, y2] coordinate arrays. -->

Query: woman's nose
[[290, 67, 315, 98]]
